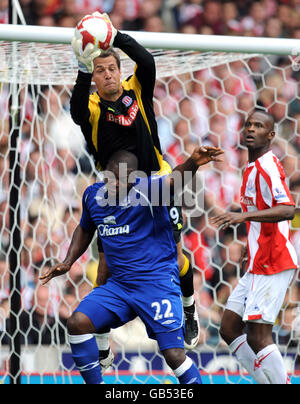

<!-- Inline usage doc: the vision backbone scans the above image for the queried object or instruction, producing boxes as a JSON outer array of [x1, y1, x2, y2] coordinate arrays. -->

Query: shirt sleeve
[[70, 71, 92, 125], [149, 175, 169, 206], [79, 188, 97, 232], [258, 158, 295, 207], [131, 175, 166, 207], [113, 31, 155, 97]]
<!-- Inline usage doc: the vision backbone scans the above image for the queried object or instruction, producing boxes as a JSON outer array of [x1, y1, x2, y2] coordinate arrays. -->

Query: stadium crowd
[[0, 0, 300, 370]]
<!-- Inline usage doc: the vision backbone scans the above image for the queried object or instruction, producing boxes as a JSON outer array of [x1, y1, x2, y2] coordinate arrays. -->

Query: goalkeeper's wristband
[[78, 61, 91, 74]]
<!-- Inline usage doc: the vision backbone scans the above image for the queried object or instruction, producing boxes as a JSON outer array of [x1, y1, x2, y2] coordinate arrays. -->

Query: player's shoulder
[[131, 175, 166, 202], [150, 173, 168, 181], [148, 174, 169, 189], [257, 150, 285, 178], [83, 182, 105, 203], [134, 174, 166, 186], [89, 91, 100, 105]]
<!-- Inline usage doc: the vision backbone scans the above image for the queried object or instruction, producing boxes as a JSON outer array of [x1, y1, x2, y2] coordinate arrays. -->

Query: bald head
[[244, 110, 276, 158], [106, 150, 138, 172], [104, 151, 138, 198], [251, 109, 275, 131]]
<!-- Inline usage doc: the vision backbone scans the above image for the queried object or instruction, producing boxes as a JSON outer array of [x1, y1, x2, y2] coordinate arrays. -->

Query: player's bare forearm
[[40, 225, 95, 285], [242, 204, 295, 223], [63, 225, 95, 266], [169, 146, 224, 192], [212, 204, 295, 230]]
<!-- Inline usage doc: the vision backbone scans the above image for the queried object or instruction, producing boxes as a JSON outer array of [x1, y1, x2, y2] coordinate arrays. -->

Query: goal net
[[1, 28, 300, 384]]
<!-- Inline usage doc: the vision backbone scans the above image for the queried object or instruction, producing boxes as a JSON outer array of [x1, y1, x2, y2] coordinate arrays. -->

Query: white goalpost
[[1, 21, 300, 384]]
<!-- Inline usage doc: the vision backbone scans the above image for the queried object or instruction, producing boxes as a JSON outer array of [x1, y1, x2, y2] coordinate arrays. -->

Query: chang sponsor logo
[[98, 224, 130, 237]]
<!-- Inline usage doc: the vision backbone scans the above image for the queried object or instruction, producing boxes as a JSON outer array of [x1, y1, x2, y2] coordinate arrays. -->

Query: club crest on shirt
[[104, 215, 117, 225], [106, 100, 139, 127], [273, 186, 287, 201], [122, 95, 133, 107]]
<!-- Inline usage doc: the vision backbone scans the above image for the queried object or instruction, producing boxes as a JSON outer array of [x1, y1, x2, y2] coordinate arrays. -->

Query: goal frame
[[0, 23, 299, 56]]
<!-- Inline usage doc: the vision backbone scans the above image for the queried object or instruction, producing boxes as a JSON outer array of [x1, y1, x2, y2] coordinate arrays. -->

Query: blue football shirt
[[80, 176, 179, 283]]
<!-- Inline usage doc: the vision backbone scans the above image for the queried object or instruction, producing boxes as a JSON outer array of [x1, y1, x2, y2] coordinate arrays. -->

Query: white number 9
[[169, 207, 179, 225]]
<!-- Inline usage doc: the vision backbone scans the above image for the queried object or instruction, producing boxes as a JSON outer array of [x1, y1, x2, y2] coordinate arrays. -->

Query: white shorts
[[226, 269, 295, 324]]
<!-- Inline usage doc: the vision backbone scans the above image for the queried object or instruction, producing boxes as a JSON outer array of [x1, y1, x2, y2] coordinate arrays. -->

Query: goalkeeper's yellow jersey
[[70, 31, 171, 177]]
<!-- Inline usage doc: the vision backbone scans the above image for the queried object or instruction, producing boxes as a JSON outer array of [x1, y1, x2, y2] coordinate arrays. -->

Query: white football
[[75, 14, 114, 51]]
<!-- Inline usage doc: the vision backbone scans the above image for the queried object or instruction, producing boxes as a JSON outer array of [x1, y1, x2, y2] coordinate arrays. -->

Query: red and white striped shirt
[[240, 150, 297, 275]]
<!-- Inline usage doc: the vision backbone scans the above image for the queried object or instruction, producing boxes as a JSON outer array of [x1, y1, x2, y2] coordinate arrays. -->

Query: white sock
[[257, 344, 290, 384], [182, 296, 194, 307], [94, 332, 110, 351], [173, 357, 193, 377], [68, 333, 94, 344], [229, 334, 269, 384]]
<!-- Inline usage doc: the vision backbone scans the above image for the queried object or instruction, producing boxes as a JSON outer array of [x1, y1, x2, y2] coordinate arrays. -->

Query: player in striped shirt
[[212, 110, 297, 384]]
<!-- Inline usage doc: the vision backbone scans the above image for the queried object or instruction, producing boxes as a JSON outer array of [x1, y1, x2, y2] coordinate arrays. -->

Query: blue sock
[[68, 334, 103, 384], [174, 357, 202, 384]]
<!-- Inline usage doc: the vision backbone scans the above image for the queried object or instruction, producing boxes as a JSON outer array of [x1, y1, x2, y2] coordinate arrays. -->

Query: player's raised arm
[[70, 12, 118, 125], [70, 67, 93, 125], [70, 29, 102, 125], [113, 30, 156, 93], [166, 146, 224, 193]]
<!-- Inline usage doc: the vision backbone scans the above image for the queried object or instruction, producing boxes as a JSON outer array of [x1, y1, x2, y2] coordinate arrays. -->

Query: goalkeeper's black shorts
[[167, 203, 183, 244]]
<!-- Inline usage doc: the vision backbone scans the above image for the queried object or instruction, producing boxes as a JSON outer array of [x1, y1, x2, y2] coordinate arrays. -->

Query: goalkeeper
[[70, 12, 200, 364]]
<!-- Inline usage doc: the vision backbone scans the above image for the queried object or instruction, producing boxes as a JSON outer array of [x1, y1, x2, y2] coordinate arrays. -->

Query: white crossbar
[[0, 24, 299, 55]]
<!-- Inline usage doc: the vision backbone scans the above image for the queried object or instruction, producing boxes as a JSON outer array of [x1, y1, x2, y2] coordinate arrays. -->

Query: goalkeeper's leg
[[169, 203, 200, 350], [176, 241, 200, 350]]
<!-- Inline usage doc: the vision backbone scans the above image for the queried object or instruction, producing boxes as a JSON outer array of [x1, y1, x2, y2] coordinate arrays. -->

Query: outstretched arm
[[70, 19, 103, 125], [165, 146, 224, 193], [40, 225, 95, 285], [211, 204, 295, 230]]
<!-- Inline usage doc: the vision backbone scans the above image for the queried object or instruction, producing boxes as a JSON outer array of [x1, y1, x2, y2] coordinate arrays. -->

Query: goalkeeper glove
[[92, 11, 118, 46], [71, 37, 101, 74]]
